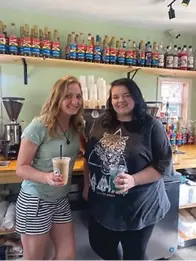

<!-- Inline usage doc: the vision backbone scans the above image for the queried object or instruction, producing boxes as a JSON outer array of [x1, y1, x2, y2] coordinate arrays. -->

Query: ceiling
[[1, 0, 196, 32]]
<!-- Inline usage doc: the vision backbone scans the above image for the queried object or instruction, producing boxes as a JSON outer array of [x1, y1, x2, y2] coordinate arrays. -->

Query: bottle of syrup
[[22, 24, 31, 56], [102, 35, 110, 64], [0, 21, 6, 54], [109, 36, 116, 64], [51, 30, 60, 59], [39, 29, 44, 57], [187, 46, 194, 71], [41, 27, 51, 58], [180, 45, 188, 70], [166, 44, 173, 69], [177, 47, 181, 69], [8, 23, 18, 55], [151, 42, 158, 67], [31, 26, 40, 57], [173, 45, 178, 69], [145, 42, 152, 67], [85, 33, 93, 62], [77, 33, 85, 61], [158, 42, 164, 68], [132, 41, 137, 66], [137, 41, 145, 66], [3, 24, 9, 54], [94, 35, 101, 63], [65, 34, 71, 60], [117, 38, 126, 65], [125, 40, 133, 66]]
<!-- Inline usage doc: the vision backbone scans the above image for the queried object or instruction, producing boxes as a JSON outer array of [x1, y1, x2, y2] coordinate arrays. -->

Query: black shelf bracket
[[127, 68, 141, 80], [22, 58, 28, 85]]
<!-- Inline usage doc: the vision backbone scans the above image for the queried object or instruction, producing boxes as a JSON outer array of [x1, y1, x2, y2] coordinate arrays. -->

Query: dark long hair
[[102, 78, 147, 129]]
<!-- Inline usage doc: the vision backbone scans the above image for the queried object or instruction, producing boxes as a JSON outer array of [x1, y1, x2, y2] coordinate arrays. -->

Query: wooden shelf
[[0, 54, 129, 72], [179, 203, 196, 209], [0, 229, 15, 235], [1, 54, 196, 78]]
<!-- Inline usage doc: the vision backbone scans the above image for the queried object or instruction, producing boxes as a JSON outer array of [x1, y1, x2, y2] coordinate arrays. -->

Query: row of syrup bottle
[[165, 44, 194, 70]]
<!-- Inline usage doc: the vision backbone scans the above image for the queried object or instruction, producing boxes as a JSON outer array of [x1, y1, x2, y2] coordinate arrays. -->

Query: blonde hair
[[39, 76, 84, 136]]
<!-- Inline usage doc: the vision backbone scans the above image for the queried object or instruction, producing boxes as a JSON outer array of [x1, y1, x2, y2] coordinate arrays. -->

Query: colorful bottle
[[151, 42, 158, 67], [3, 24, 9, 54], [65, 34, 71, 60], [94, 34, 102, 63], [8, 23, 18, 55], [51, 29, 60, 59], [132, 41, 137, 66], [31, 26, 40, 57], [145, 42, 152, 67], [166, 44, 173, 69], [177, 47, 181, 69], [125, 39, 133, 66], [69, 32, 77, 60], [109, 36, 117, 64], [158, 42, 164, 68], [188, 121, 194, 144], [77, 33, 85, 61], [117, 38, 126, 65], [85, 33, 93, 62], [18, 26, 24, 55], [22, 24, 31, 56], [187, 45, 194, 71], [137, 40, 145, 66], [0, 21, 6, 54], [39, 29, 44, 57], [176, 119, 182, 146], [102, 35, 110, 64], [173, 45, 178, 69], [41, 27, 51, 58], [180, 45, 188, 70]]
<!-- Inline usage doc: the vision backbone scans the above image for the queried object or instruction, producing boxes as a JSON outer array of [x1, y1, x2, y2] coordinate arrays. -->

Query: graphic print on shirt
[[88, 129, 129, 195]]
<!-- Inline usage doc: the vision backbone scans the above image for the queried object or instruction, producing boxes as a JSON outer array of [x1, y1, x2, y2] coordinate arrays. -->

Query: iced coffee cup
[[52, 157, 71, 185]]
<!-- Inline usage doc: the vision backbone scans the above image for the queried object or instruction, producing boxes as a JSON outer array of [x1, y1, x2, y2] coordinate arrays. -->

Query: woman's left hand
[[114, 173, 136, 194]]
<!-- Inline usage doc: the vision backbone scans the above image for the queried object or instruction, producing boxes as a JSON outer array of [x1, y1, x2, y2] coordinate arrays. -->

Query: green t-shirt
[[21, 118, 80, 201]]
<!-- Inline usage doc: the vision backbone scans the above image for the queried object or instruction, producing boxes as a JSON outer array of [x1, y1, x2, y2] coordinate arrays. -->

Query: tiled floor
[[73, 211, 196, 260]]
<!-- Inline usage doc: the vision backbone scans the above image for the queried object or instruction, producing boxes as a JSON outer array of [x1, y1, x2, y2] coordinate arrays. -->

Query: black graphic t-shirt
[[84, 113, 172, 231]]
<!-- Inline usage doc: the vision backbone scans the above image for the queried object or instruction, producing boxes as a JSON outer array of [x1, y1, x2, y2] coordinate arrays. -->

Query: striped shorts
[[16, 190, 72, 235]]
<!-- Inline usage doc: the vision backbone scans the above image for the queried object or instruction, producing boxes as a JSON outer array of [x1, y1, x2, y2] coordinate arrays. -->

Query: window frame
[[157, 77, 191, 122]]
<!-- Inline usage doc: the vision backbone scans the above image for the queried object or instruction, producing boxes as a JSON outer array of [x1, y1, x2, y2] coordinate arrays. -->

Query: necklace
[[56, 120, 70, 145]]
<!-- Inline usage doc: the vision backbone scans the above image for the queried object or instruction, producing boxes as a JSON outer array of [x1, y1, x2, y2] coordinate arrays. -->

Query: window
[[158, 77, 190, 121]]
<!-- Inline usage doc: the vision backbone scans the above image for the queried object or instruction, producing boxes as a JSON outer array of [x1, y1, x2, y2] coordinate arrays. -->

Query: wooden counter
[[0, 145, 196, 184], [0, 157, 84, 184], [173, 145, 196, 170]]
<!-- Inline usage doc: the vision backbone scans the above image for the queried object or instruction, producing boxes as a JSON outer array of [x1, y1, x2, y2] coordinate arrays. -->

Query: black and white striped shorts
[[16, 190, 72, 235]]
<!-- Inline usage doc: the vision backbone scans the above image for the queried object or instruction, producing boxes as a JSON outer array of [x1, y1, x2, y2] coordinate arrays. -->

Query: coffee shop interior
[[1, 0, 196, 259]]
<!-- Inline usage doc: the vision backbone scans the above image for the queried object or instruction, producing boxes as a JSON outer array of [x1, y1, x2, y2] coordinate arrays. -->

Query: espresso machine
[[83, 108, 106, 138], [2, 97, 25, 160]]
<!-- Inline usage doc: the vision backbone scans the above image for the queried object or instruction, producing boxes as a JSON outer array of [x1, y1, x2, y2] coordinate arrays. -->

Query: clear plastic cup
[[52, 157, 71, 185]]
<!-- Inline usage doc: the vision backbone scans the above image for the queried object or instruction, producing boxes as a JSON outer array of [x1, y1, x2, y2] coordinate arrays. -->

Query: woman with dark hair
[[82, 78, 172, 260]]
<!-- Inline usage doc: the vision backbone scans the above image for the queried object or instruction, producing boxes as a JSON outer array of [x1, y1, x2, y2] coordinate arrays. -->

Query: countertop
[[0, 156, 84, 184], [172, 145, 196, 170], [0, 145, 196, 184]]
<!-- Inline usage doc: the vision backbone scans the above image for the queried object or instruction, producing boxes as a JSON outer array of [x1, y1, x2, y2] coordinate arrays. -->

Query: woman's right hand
[[82, 185, 89, 201], [45, 172, 65, 187]]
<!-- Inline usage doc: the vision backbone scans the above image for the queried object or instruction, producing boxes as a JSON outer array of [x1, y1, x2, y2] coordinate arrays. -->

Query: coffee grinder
[[2, 97, 25, 160]]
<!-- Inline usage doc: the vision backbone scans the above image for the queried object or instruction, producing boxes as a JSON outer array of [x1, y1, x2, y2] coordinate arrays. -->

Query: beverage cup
[[52, 157, 71, 185], [109, 165, 127, 192]]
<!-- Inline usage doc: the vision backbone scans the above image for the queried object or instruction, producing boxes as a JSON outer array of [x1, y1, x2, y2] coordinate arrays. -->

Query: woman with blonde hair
[[15, 76, 84, 260]]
